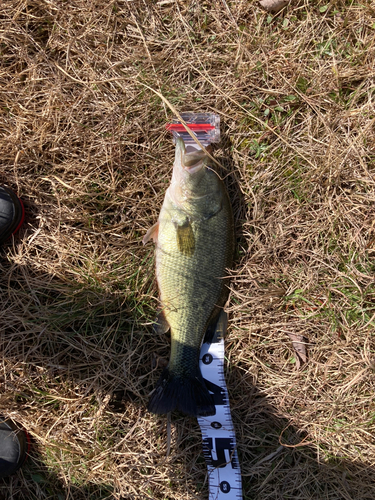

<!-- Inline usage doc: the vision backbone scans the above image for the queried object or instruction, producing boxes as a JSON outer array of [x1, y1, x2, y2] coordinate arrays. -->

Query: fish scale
[[157, 219, 229, 359], [146, 137, 234, 417]]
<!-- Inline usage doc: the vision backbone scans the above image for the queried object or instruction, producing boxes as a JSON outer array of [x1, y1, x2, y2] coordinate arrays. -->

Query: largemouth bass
[[143, 137, 234, 417]]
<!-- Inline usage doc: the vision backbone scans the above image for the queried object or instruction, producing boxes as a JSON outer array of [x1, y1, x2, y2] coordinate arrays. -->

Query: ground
[[0, 1, 375, 499]]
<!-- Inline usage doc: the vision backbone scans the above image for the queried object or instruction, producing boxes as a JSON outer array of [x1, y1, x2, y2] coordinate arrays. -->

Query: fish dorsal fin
[[176, 220, 195, 256], [142, 221, 159, 245]]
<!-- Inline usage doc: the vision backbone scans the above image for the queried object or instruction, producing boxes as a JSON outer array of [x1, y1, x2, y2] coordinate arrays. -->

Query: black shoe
[[0, 186, 25, 245], [0, 417, 29, 478]]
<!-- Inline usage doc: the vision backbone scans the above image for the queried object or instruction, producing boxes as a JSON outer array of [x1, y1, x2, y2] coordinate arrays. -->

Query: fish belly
[[148, 190, 233, 416], [158, 222, 226, 361]]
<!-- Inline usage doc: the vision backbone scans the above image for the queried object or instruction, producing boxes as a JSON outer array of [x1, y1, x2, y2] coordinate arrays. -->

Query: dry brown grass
[[1, 0, 375, 498]]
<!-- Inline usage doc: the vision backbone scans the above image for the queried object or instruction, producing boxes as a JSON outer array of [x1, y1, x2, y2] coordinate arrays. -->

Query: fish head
[[169, 137, 221, 210]]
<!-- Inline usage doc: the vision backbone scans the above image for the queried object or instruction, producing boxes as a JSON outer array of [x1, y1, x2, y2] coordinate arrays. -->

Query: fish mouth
[[176, 138, 206, 174], [184, 160, 204, 174]]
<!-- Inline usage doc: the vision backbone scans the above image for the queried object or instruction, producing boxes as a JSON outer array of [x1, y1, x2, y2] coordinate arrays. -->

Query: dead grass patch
[[1, 0, 375, 498]]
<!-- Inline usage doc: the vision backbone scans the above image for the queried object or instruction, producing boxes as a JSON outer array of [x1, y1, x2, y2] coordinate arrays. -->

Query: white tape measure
[[198, 312, 243, 499]]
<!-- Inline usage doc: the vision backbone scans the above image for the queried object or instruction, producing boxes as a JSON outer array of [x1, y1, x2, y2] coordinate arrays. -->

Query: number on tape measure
[[220, 481, 231, 493], [204, 378, 227, 406], [202, 437, 239, 469], [198, 311, 243, 499], [202, 353, 213, 365]]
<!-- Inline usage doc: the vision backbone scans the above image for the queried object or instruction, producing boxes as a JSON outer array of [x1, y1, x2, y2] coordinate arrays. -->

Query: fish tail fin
[[148, 367, 215, 417]]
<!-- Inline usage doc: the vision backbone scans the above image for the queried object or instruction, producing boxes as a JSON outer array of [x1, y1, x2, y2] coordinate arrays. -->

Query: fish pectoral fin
[[154, 309, 170, 335], [142, 221, 159, 245], [176, 221, 195, 256]]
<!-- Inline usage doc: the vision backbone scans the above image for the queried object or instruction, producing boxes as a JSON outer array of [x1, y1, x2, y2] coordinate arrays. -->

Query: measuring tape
[[198, 311, 243, 499]]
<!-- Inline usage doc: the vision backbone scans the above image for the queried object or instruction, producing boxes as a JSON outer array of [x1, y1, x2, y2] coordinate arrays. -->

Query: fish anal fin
[[176, 221, 195, 256], [143, 221, 159, 245], [204, 310, 228, 344]]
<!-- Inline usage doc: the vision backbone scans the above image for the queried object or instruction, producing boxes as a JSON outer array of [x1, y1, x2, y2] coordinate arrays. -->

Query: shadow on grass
[[228, 372, 375, 500], [1, 160, 374, 500], [0, 250, 156, 499], [1, 449, 114, 500], [3, 364, 375, 500], [220, 118, 249, 259], [165, 373, 375, 500]]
